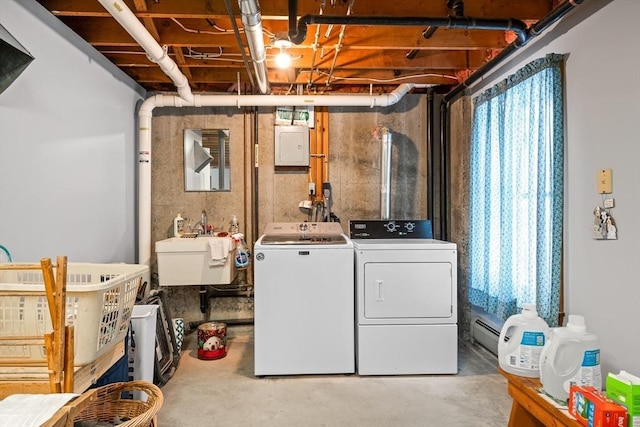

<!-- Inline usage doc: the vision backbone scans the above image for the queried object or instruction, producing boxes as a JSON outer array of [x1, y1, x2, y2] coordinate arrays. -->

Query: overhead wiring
[[301, 70, 458, 84], [171, 17, 275, 38]]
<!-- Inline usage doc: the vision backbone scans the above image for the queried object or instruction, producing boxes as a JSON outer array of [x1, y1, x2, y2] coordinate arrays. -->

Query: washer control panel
[[349, 219, 433, 239]]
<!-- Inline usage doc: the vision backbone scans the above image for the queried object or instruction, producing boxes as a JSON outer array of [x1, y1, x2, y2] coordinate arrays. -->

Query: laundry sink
[[155, 236, 237, 286]]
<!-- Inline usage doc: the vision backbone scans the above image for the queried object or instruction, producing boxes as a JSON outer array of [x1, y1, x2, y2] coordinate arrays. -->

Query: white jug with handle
[[498, 304, 550, 378], [539, 314, 601, 402]]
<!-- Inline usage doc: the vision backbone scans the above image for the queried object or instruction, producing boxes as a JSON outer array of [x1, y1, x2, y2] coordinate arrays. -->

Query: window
[[468, 54, 564, 326]]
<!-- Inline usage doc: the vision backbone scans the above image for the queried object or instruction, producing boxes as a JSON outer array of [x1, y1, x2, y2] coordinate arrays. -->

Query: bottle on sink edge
[[201, 210, 208, 234], [174, 213, 184, 237], [229, 215, 240, 234]]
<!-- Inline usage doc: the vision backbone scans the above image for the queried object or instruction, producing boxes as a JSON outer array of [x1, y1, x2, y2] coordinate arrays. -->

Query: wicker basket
[[73, 381, 163, 427]]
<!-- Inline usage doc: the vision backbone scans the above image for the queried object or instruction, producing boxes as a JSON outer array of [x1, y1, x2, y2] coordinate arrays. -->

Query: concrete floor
[[156, 326, 513, 426]]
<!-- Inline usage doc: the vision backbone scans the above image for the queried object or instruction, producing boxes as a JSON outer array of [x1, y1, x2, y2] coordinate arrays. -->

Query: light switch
[[597, 169, 612, 194]]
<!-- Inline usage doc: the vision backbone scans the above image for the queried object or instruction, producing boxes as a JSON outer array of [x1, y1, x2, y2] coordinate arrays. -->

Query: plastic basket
[[0, 263, 147, 366], [73, 380, 163, 427]]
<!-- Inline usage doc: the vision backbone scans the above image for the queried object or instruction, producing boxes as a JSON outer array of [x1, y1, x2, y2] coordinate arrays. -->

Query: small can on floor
[[197, 322, 228, 360]]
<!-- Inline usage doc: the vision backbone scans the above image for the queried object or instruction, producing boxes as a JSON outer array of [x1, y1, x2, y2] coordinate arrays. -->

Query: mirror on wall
[[184, 128, 231, 191]]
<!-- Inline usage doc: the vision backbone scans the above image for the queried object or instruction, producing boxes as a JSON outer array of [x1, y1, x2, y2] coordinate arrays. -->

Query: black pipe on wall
[[288, 15, 528, 46], [426, 89, 435, 223]]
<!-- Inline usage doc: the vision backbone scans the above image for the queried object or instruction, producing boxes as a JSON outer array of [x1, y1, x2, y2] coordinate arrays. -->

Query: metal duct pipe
[[288, 15, 528, 46], [380, 127, 392, 219], [238, 0, 270, 94], [97, 0, 193, 103]]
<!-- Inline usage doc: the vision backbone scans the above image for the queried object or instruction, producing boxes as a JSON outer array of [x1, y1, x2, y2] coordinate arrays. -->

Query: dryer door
[[363, 262, 453, 319]]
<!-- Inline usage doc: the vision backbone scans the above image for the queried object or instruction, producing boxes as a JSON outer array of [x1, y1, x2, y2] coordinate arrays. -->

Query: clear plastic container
[[498, 304, 550, 378], [539, 314, 601, 402], [229, 215, 239, 234]]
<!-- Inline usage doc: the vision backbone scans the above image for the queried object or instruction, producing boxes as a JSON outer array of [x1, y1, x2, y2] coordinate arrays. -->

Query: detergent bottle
[[498, 304, 550, 377], [173, 213, 184, 237], [539, 314, 601, 402]]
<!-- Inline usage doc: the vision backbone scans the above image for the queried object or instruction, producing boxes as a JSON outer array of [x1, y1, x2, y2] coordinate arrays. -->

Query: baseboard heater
[[470, 317, 502, 357]]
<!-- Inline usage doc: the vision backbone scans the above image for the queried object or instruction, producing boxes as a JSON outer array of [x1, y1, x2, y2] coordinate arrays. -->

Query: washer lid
[[259, 234, 348, 245]]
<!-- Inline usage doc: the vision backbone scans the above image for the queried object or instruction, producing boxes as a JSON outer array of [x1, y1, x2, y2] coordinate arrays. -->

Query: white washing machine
[[253, 222, 354, 376], [350, 219, 458, 375]]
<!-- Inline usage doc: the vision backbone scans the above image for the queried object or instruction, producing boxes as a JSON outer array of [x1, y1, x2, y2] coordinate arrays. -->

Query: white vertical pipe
[[137, 97, 156, 266], [380, 127, 392, 219]]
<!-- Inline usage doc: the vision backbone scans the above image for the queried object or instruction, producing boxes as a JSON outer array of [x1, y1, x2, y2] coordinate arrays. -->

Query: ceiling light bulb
[[275, 48, 291, 68]]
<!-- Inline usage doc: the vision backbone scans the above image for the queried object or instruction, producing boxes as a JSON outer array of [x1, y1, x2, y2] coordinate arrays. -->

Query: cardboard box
[[606, 372, 640, 427], [569, 385, 628, 427]]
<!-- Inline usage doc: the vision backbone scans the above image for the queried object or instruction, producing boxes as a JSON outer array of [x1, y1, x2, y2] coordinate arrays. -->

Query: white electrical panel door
[[275, 125, 309, 166], [363, 262, 453, 320]]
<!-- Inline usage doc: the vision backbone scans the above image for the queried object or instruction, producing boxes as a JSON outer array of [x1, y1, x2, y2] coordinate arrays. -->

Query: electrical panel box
[[275, 125, 309, 166]]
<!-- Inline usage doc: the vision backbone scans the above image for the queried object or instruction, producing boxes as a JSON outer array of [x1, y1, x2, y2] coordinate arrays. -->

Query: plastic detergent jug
[[539, 314, 601, 402], [498, 304, 550, 378]]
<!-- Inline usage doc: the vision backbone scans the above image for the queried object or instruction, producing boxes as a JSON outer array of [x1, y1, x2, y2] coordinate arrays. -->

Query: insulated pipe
[[148, 84, 425, 108], [136, 85, 426, 265], [380, 127, 392, 219], [238, 0, 270, 94], [97, 0, 193, 103], [288, 15, 528, 46]]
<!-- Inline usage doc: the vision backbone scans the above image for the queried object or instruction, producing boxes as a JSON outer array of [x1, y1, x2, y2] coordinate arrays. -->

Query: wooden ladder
[[0, 256, 75, 394]]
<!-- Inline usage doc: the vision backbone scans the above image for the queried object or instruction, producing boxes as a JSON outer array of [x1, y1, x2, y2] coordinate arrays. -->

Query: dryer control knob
[[405, 222, 416, 232], [385, 221, 397, 232]]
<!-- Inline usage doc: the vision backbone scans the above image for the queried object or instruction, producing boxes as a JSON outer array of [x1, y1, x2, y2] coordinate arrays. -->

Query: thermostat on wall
[[275, 125, 310, 166]]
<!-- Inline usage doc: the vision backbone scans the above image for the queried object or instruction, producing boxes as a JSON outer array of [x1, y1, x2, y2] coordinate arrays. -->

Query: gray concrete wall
[[150, 95, 429, 324]]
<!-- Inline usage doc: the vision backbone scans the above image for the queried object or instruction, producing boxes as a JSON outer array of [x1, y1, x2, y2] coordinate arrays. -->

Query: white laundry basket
[[0, 263, 147, 366]]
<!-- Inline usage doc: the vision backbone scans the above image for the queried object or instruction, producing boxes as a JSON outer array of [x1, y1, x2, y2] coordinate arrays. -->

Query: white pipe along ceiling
[[98, 0, 427, 266]]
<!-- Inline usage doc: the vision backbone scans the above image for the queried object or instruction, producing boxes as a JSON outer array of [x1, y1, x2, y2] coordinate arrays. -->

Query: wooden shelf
[[499, 367, 583, 427]]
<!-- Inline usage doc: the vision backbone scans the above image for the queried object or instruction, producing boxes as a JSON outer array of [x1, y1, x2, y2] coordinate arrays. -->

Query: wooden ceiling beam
[[132, 0, 160, 42], [104, 49, 490, 71], [37, 0, 552, 20], [59, 17, 510, 50], [120, 65, 461, 86]]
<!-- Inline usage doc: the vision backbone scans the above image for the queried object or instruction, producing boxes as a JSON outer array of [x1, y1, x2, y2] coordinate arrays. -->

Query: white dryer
[[350, 220, 458, 375]]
